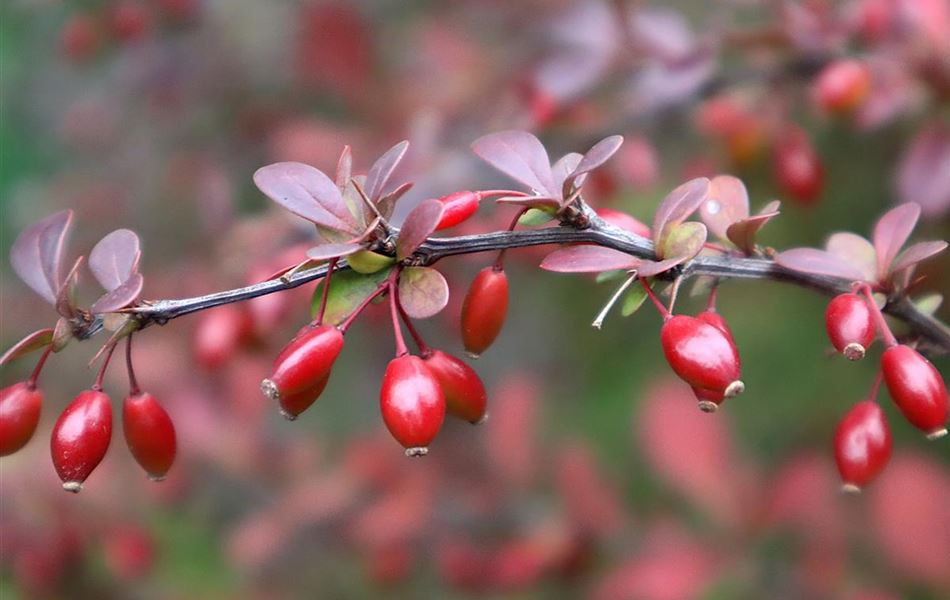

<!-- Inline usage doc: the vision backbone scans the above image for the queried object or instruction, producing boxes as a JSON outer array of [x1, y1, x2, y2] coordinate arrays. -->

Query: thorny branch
[[70, 203, 950, 354]]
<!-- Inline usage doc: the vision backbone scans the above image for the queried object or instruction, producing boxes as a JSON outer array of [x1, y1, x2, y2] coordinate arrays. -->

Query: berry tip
[[405, 446, 429, 458], [840, 483, 862, 495], [697, 400, 719, 413], [62, 481, 83, 493], [724, 380, 745, 398], [926, 428, 948, 441], [843, 343, 866, 361]]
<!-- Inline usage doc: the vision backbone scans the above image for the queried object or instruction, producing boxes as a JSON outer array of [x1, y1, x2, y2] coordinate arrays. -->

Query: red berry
[[460, 267, 509, 358], [423, 350, 487, 424], [51, 390, 113, 492], [881, 345, 949, 439], [0, 382, 43, 456], [435, 191, 480, 231], [773, 130, 824, 204], [380, 355, 445, 456], [193, 304, 252, 370], [834, 400, 892, 492], [825, 293, 875, 360], [691, 386, 726, 413], [277, 373, 330, 421], [260, 324, 343, 411], [660, 315, 744, 397], [123, 392, 176, 480], [696, 309, 736, 345], [813, 60, 872, 115]]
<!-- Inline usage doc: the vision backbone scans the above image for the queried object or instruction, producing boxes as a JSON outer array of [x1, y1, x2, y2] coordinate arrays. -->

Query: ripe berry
[[773, 130, 824, 204], [697, 309, 736, 345], [123, 392, 176, 480], [660, 315, 744, 397], [51, 390, 113, 492], [261, 324, 343, 411], [423, 350, 488, 424], [881, 345, 949, 439], [691, 386, 726, 413], [825, 293, 875, 360], [435, 191, 480, 231], [0, 382, 43, 456], [461, 267, 509, 358], [834, 400, 892, 492], [277, 373, 330, 420], [380, 355, 445, 456], [813, 60, 871, 115]]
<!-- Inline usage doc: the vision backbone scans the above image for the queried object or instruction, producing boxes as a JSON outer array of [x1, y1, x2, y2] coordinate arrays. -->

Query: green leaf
[[518, 207, 556, 227], [914, 293, 943, 317], [596, 269, 628, 284], [621, 284, 648, 317], [659, 221, 707, 261], [311, 267, 391, 325]]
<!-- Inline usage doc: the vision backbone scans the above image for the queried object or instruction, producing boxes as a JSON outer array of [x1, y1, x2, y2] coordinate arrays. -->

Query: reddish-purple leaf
[[364, 140, 409, 202], [253, 162, 358, 233], [825, 232, 877, 283], [895, 123, 950, 217], [889, 241, 948, 275], [396, 199, 444, 260], [872, 203, 920, 277], [10, 210, 73, 305], [90, 272, 144, 314], [89, 229, 141, 291], [563, 135, 623, 196], [56, 256, 85, 319], [652, 178, 710, 248], [398, 266, 449, 319], [700, 175, 749, 241], [659, 222, 706, 261], [775, 248, 867, 281], [636, 256, 692, 278], [540, 245, 640, 273], [305, 243, 363, 261], [471, 130, 557, 197], [726, 210, 780, 255], [377, 181, 414, 221], [552, 153, 584, 193], [335, 145, 353, 191], [0, 328, 53, 366], [494, 195, 561, 210]]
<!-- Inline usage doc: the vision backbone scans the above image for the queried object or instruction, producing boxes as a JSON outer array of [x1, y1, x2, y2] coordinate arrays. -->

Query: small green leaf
[[596, 270, 629, 284], [914, 293, 943, 317], [621, 284, 648, 317], [659, 221, 707, 261], [398, 267, 449, 319], [518, 207, 556, 227], [311, 268, 391, 324]]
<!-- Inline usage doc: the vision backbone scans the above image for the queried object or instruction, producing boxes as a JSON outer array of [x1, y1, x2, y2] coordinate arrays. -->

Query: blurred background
[[2, 0, 950, 598]]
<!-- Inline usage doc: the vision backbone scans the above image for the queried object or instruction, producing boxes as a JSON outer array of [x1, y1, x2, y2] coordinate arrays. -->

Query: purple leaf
[[630, 6, 697, 63], [377, 181, 414, 221], [90, 272, 144, 314], [563, 135, 623, 196], [305, 243, 363, 261], [825, 232, 877, 283], [253, 162, 359, 233], [364, 140, 409, 202], [652, 178, 710, 248], [636, 256, 691, 278], [540, 245, 639, 273], [775, 248, 867, 281], [895, 123, 950, 217], [0, 328, 53, 366], [889, 241, 948, 275], [335, 145, 352, 191], [700, 175, 749, 241], [89, 229, 141, 291], [872, 203, 920, 277], [658, 222, 706, 261], [398, 267, 449, 319], [726, 210, 780, 255], [10, 210, 73, 305], [56, 256, 85, 319], [552, 153, 584, 193], [396, 199, 444, 260], [471, 131, 557, 197]]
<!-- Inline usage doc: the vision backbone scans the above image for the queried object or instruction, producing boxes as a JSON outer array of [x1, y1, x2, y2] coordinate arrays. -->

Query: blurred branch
[[72, 205, 950, 354]]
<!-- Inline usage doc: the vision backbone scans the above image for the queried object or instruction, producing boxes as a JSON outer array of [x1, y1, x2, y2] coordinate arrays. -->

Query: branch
[[70, 208, 950, 355]]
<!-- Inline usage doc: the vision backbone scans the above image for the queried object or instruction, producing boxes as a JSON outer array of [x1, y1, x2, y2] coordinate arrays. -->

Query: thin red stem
[[859, 284, 898, 347], [388, 270, 409, 357], [92, 343, 118, 392], [396, 298, 431, 357], [493, 208, 529, 270], [867, 370, 884, 404], [315, 258, 338, 326], [26, 344, 53, 389], [706, 284, 720, 312], [641, 279, 672, 321], [126, 334, 140, 396], [338, 282, 388, 334], [476, 190, 529, 200]]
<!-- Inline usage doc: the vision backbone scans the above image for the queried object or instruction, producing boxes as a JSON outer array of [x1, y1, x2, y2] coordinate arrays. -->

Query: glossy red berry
[[825, 293, 875, 360], [881, 345, 949, 439], [380, 355, 445, 456], [51, 389, 112, 492], [834, 400, 892, 492], [0, 382, 43, 456], [123, 392, 176, 480], [660, 315, 744, 397], [423, 350, 488, 424], [813, 60, 871, 115], [691, 386, 726, 413], [773, 130, 824, 204], [697, 309, 736, 345], [261, 324, 343, 411], [461, 267, 509, 358], [435, 191, 480, 231], [277, 373, 330, 421]]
